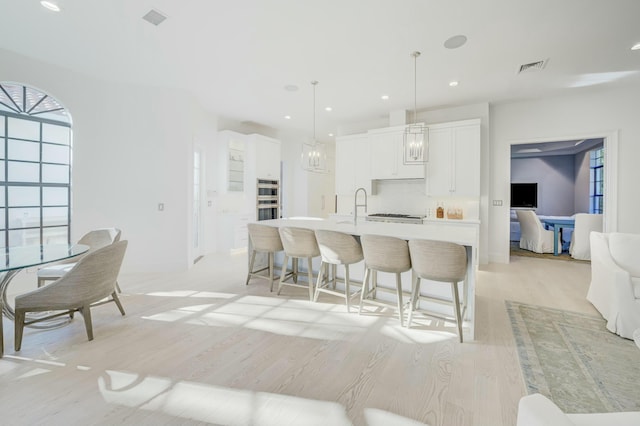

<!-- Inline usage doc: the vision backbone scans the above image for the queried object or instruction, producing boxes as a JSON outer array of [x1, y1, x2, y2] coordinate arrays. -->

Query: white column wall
[[490, 84, 640, 263], [1, 48, 214, 273]]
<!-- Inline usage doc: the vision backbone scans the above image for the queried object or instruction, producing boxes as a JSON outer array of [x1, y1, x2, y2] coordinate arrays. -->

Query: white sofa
[[588, 232, 640, 339], [517, 394, 640, 426]]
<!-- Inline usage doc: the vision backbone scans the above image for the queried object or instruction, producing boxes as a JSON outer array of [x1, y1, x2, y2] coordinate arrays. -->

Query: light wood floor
[[0, 252, 595, 426]]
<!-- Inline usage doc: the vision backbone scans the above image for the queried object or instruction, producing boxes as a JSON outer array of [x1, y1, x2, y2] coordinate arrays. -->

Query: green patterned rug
[[506, 301, 640, 413]]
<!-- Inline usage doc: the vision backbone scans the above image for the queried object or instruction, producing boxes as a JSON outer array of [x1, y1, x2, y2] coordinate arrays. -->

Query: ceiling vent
[[518, 59, 548, 74], [142, 9, 167, 26]]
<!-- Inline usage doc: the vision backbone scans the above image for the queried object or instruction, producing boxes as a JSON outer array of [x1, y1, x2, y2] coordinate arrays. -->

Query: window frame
[[1, 109, 72, 248], [589, 147, 604, 214]]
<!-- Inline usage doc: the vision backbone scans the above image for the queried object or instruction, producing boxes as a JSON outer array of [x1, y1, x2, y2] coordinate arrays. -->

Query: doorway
[[508, 131, 618, 258], [192, 149, 203, 263]]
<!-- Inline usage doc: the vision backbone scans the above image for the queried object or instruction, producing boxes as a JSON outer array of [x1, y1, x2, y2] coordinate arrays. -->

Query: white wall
[[490, 84, 640, 263], [1, 48, 216, 273], [574, 150, 591, 214], [511, 156, 575, 216]]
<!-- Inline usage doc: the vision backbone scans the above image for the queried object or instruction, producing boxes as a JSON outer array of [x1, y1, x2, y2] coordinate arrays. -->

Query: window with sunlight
[[589, 147, 604, 214], [0, 83, 72, 248]]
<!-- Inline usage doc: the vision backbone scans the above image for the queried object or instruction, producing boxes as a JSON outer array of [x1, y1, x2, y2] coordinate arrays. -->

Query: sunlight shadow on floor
[[98, 369, 352, 426]]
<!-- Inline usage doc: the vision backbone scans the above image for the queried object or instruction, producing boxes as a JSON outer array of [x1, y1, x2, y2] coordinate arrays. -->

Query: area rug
[[506, 300, 640, 413]]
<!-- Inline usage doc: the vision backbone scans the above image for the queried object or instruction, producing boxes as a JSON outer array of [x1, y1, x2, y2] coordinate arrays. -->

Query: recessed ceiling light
[[449, 81, 459, 87], [284, 115, 291, 120], [328, 133, 334, 137], [284, 84, 299, 92], [325, 107, 332, 112], [40, 1, 60, 12], [632, 42, 640, 51], [381, 95, 389, 100], [444, 35, 467, 49]]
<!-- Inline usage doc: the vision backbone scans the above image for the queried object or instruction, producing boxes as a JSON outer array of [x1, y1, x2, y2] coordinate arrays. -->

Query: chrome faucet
[[354, 187, 368, 224]]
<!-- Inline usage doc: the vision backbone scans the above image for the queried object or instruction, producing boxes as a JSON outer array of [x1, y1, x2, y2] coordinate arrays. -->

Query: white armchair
[[516, 210, 555, 254], [588, 232, 640, 339], [569, 213, 603, 260], [517, 394, 640, 426]]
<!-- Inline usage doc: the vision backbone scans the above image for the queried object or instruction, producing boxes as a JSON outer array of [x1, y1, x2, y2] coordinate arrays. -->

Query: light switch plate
[[158, 203, 165, 211], [492, 200, 503, 206]]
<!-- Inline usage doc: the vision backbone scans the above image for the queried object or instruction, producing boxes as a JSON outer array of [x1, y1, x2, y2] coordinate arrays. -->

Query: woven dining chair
[[37, 228, 122, 291], [15, 240, 128, 351]]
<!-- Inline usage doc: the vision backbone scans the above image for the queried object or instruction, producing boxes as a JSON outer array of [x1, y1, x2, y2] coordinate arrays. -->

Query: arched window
[[0, 82, 72, 248]]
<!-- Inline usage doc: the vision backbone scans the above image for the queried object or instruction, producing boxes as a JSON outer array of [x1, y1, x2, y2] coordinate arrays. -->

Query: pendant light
[[403, 51, 427, 164], [301, 80, 327, 172]]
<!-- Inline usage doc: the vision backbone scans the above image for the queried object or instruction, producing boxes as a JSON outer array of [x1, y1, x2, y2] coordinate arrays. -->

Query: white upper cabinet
[[218, 130, 246, 193], [217, 131, 281, 194], [251, 134, 281, 180], [369, 125, 425, 179], [335, 133, 370, 195], [426, 119, 481, 197]]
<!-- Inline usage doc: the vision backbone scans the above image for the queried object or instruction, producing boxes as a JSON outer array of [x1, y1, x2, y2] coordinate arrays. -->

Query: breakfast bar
[[249, 217, 479, 340]]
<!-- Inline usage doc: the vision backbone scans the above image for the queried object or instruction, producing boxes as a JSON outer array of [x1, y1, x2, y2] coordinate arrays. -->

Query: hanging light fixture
[[301, 80, 327, 172], [403, 51, 428, 164]]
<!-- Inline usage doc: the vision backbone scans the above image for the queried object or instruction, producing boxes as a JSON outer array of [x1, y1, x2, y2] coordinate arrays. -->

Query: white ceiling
[[1, 0, 640, 141], [511, 138, 603, 158]]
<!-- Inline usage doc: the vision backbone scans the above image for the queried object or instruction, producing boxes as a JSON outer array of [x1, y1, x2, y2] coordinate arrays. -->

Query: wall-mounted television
[[511, 183, 538, 208]]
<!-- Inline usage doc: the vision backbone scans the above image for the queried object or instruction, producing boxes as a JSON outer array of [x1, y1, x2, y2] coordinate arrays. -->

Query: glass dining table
[[1, 243, 89, 357]]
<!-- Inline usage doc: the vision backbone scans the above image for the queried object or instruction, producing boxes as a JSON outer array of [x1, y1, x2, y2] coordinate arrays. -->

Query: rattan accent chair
[[359, 234, 412, 326], [37, 228, 122, 290], [14, 240, 128, 351], [407, 239, 467, 342], [314, 230, 364, 312]]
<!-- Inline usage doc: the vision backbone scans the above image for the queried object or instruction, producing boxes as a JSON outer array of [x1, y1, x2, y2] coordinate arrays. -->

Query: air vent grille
[[142, 9, 167, 26], [518, 59, 547, 74]]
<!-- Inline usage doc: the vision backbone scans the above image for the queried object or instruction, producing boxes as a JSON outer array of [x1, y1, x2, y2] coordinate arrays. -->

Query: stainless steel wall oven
[[256, 179, 280, 221]]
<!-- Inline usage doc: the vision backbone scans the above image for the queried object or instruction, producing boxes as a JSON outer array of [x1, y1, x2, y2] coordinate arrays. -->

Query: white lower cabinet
[[217, 213, 251, 251]]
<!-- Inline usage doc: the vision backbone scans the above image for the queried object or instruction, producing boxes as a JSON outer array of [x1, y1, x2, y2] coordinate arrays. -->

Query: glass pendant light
[[301, 81, 327, 172], [403, 51, 428, 164]]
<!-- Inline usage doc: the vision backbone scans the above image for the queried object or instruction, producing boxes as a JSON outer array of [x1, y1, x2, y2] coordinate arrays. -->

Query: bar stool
[[313, 230, 364, 312], [246, 223, 291, 291], [407, 239, 467, 343], [359, 234, 411, 326], [277, 227, 321, 301]]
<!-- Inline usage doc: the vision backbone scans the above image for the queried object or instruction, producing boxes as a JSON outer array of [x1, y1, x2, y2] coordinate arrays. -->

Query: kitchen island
[[250, 217, 480, 340]]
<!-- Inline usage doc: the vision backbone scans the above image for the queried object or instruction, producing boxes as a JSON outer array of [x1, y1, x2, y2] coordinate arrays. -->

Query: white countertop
[[256, 217, 478, 248]]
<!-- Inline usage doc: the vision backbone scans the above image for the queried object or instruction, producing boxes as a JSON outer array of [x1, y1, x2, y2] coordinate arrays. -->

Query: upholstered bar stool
[[246, 223, 292, 291], [278, 227, 321, 301], [313, 230, 364, 312], [359, 234, 411, 326], [407, 239, 467, 342]]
